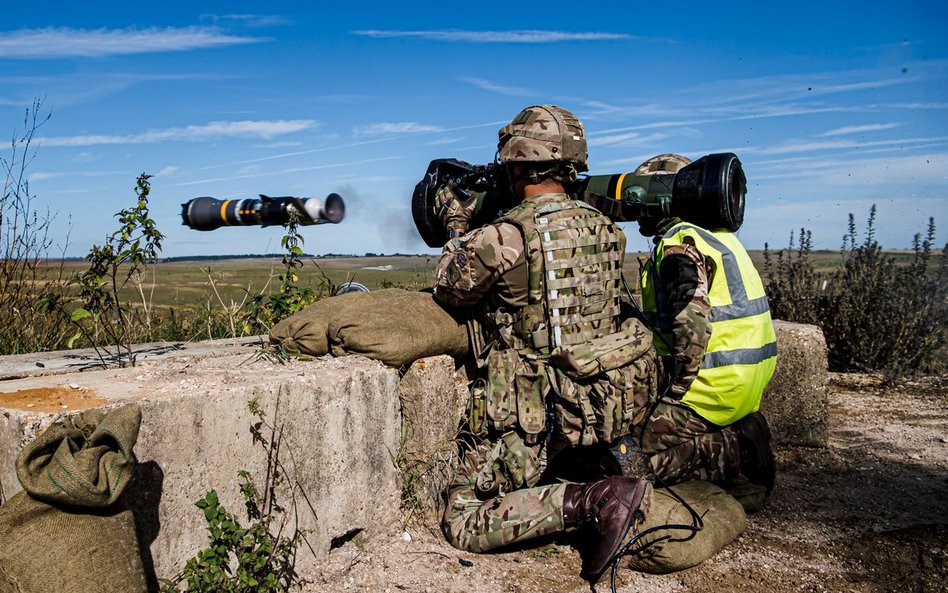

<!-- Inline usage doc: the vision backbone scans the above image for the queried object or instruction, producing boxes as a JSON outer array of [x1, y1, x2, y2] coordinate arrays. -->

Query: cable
[[608, 476, 705, 593], [610, 272, 704, 593]]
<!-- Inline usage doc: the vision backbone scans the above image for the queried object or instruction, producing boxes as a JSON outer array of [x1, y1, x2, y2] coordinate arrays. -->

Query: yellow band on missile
[[220, 200, 232, 225], [614, 174, 627, 200]]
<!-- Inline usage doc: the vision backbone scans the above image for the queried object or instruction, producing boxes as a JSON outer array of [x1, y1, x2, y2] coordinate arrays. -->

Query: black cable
[[609, 476, 705, 593]]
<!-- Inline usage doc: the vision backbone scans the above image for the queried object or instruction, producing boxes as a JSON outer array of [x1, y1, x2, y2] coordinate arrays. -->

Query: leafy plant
[[243, 213, 328, 335], [160, 396, 311, 593], [765, 206, 946, 383], [66, 173, 164, 366]]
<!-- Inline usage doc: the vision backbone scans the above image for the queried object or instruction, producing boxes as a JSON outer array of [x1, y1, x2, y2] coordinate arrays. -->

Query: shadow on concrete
[[129, 460, 165, 592]]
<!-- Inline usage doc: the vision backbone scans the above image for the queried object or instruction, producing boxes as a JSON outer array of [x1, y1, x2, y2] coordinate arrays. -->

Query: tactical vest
[[484, 193, 626, 355], [640, 222, 777, 426], [471, 193, 643, 445]]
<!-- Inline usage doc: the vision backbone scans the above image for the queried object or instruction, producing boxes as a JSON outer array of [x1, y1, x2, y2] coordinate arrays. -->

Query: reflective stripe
[[662, 223, 772, 321], [712, 295, 771, 321], [662, 223, 747, 307], [702, 341, 778, 369]]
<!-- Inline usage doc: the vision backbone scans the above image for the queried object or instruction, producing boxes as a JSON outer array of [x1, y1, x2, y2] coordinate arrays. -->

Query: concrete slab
[[0, 336, 266, 380], [0, 352, 402, 580]]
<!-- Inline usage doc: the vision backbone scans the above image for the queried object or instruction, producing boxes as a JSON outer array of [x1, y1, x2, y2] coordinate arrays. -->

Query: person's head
[[633, 153, 692, 236], [497, 105, 587, 200]]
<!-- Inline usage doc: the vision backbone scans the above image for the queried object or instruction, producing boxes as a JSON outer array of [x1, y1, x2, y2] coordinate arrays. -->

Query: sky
[[1, 1, 946, 258]]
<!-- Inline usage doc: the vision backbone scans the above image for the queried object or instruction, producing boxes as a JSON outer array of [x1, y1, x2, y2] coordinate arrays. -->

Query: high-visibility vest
[[640, 222, 777, 426]]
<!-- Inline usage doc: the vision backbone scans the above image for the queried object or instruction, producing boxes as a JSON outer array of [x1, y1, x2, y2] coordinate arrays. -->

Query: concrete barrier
[[763, 321, 829, 447], [0, 342, 402, 579], [0, 320, 828, 577]]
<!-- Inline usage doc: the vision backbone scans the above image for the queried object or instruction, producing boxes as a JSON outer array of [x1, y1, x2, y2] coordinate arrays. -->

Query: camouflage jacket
[[647, 218, 714, 398], [434, 193, 656, 447]]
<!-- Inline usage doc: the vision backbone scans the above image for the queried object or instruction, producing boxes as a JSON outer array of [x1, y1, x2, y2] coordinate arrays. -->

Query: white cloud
[[424, 136, 465, 146], [173, 156, 405, 187], [36, 119, 318, 147], [352, 122, 445, 137], [158, 166, 179, 176], [353, 29, 631, 43], [200, 14, 290, 27], [461, 77, 535, 96], [0, 26, 265, 59], [820, 123, 901, 137], [758, 135, 948, 156]]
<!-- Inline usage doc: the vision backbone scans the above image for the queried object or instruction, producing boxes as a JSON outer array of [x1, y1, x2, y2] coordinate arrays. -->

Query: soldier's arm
[[433, 222, 526, 307], [659, 241, 714, 397]]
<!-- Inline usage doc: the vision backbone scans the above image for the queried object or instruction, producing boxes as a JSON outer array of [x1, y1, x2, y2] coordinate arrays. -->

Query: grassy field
[[41, 248, 933, 310]]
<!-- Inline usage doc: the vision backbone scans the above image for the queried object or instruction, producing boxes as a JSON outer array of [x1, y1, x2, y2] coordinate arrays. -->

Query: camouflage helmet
[[633, 153, 692, 176], [497, 105, 588, 173]]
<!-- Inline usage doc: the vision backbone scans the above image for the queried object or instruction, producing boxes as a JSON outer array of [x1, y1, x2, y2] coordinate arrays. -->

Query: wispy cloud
[[174, 156, 404, 187], [758, 135, 948, 156], [37, 119, 318, 147], [461, 77, 535, 96], [588, 131, 670, 147], [887, 102, 948, 109], [424, 136, 465, 146], [157, 166, 179, 176], [820, 123, 901, 137], [0, 27, 265, 59], [29, 170, 128, 182], [200, 14, 290, 27], [353, 29, 631, 43], [352, 122, 445, 137]]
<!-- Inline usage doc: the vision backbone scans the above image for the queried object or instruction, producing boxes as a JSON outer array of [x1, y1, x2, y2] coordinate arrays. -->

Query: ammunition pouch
[[483, 349, 549, 443], [550, 318, 653, 380]]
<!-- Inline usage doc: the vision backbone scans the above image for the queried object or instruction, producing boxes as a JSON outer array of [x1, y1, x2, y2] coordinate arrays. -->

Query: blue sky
[[2, 1, 946, 257]]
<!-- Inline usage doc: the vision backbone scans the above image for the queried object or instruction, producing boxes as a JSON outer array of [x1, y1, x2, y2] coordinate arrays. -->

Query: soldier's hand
[[435, 184, 477, 238]]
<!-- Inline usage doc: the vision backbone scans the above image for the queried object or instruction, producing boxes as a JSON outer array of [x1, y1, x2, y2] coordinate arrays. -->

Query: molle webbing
[[493, 195, 624, 354]]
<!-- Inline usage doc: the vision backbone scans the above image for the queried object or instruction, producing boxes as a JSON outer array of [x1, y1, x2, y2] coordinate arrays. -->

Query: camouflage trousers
[[443, 432, 568, 552], [637, 398, 742, 484]]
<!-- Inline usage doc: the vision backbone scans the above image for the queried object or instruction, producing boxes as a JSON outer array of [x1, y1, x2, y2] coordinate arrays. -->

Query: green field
[[45, 248, 933, 309]]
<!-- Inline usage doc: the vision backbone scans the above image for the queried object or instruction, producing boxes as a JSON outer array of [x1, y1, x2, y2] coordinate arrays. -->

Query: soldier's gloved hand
[[435, 184, 477, 238]]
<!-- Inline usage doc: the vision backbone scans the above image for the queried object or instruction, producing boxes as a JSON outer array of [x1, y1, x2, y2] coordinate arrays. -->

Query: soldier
[[432, 105, 658, 583], [634, 154, 778, 507]]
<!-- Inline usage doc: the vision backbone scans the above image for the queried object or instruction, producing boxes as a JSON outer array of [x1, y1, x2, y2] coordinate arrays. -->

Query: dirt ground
[[303, 373, 948, 593]]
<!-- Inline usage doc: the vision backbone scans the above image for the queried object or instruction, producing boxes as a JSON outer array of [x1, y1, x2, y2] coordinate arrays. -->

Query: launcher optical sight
[[181, 193, 345, 231], [412, 153, 746, 247]]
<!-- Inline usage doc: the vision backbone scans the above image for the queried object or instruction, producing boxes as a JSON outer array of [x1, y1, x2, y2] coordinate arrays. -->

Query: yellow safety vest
[[640, 222, 777, 426]]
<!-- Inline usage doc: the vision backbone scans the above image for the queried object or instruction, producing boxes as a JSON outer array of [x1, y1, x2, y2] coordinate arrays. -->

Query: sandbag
[[269, 288, 405, 356], [0, 404, 148, 593], [625, 480, 746, 574], [329, 290, 469, 367]]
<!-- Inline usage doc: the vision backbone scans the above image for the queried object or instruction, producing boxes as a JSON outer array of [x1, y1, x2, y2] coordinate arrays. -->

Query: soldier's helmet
[[633, 153, 692, 176], [497, 105, 588, 173]]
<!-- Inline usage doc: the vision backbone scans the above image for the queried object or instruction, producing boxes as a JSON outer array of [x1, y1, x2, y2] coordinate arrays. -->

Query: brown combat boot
[[563, 476, 651, 583], [733, 411, 776, 494]]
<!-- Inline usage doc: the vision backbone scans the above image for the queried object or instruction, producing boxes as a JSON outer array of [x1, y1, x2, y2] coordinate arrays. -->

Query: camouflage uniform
[[435, 193, 658, 552]]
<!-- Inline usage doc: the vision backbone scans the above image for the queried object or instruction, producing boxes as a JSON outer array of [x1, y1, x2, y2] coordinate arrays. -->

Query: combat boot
[[563, 476, 651, 583], [733, 411, 776, 494]]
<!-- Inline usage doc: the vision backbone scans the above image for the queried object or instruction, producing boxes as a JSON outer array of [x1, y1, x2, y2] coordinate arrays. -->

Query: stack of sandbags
[[0, 405, 148, 593], [270, 289, 469, 368]]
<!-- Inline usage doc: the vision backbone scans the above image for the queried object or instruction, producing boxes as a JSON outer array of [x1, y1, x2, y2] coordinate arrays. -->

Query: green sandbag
[[16, 405, 140, 507], [0, 404, 148, 593], [625, 480, 746, 574], [0, 494, 147, 593], [269, 288, 405, 356], [329, 290, 469, 367]]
